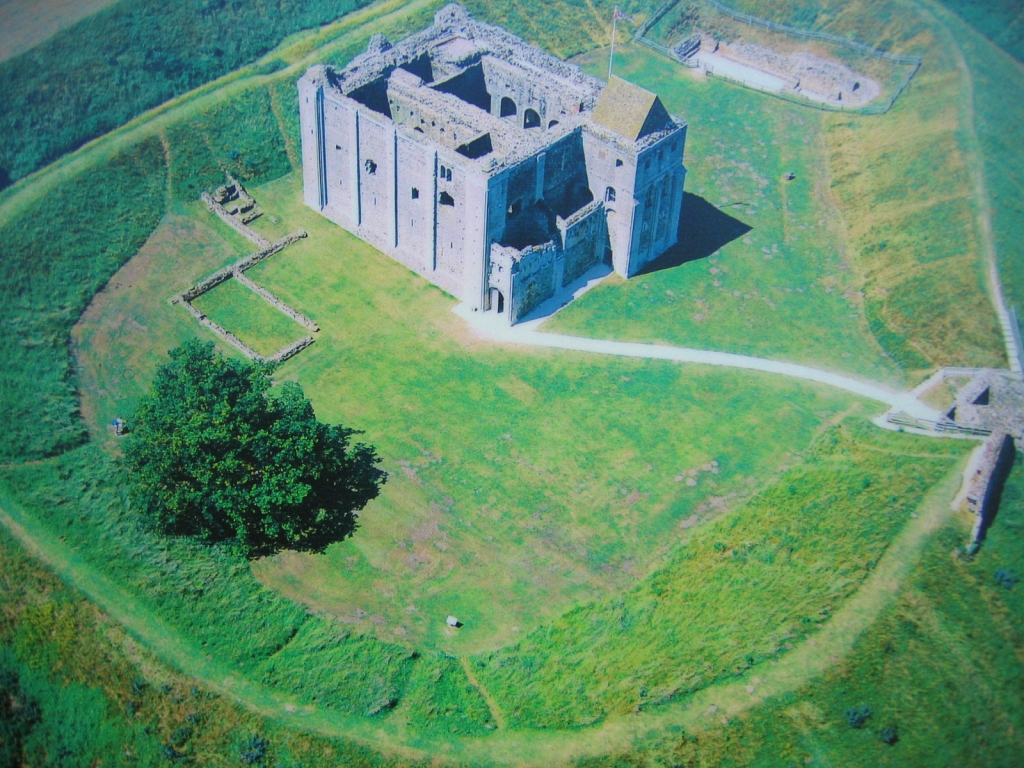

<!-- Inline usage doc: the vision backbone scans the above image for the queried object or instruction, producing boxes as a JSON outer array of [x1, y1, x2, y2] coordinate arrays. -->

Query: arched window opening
[[439, 164, 446, 178], [500, 96, 517, 118], [523, 108, 541, 129], [548, 119, 560, 129], [411, 187, 419, 199], [605, 186, 616, 203]]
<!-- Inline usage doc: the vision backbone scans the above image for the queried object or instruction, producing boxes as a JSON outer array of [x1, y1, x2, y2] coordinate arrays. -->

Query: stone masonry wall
[[966, 431, 1016, 551]]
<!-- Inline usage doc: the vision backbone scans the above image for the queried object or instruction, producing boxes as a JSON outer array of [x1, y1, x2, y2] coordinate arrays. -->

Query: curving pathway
[[453, 303, 945, 422]]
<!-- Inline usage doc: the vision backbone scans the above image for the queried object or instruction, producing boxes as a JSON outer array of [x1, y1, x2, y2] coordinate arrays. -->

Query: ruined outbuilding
[[299, 4, 688, 323]]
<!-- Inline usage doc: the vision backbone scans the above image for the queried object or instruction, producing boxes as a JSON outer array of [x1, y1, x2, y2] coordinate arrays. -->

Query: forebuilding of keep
[[299, 4, 688, 323]]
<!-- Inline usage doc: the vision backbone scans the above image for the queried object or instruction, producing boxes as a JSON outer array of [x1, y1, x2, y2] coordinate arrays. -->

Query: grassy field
[[548, 0, 1005, 379], [0, 524, 447, 766], [471, 418, 969, 729], [564, 457, 1024, 767], [550, 43, 903, 385], [946, 5, 1024, 330], [192, 277, 309, 358], [936, 0, 1024, 62]]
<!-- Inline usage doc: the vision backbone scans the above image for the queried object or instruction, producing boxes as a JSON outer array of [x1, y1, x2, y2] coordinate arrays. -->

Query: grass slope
[[0, 0, 378, 187], [0, 525, 447, 766], [471, 419, 968, 729], [0, 137, 166, 461], [571, 455, 1024, 767], [696, 0, 1005, 373]]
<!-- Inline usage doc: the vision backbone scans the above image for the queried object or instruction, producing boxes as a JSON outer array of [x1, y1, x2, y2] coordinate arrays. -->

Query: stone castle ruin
[[298, 4, 687, 323]]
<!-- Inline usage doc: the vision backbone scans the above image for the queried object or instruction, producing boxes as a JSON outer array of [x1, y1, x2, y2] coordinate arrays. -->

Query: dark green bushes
[[845, 704, 872, 728], [0, 138, 166, 462], [0, 0, 375, 188]]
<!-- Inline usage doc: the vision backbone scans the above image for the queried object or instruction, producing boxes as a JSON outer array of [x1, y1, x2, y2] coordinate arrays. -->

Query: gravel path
[[454, 303, 943, 422]]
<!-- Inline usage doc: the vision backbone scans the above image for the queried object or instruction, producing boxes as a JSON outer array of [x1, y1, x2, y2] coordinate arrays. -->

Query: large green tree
[[125, 340, 385, 558]]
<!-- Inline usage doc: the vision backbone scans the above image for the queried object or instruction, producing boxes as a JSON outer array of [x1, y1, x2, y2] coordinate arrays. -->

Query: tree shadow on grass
[[638, 193, 752, 276]]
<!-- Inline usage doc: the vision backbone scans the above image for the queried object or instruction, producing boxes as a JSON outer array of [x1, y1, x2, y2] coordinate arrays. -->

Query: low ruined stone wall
[[177, 231, 307, 303], [201, 192, 271, 249], [175, 226, 314, 364], [182, 299, 263, 361], [267, 335, 315, 363], [233, 270, 319, 332]]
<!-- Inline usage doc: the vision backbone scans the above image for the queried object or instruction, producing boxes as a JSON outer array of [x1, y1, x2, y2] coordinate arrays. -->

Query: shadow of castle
[[638, 193, 752, 276]]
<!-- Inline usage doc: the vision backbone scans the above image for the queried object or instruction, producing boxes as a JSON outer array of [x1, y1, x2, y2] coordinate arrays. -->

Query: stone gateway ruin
[[299, 4, 688, 323]]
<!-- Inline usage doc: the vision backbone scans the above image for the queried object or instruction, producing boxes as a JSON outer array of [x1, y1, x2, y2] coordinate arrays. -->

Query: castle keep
[[299, 4, 687, 323]]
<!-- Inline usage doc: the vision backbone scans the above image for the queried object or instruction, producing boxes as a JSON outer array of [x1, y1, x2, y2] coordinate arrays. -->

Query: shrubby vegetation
[[0, 0, 376, 188], [126, 339, 386, 558], [0, 137, 166, 462], [0, 527, 448, 765]]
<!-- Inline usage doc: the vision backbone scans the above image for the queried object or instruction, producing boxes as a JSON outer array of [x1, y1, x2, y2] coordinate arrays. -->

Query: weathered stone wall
[[182, 299, 263, 361], [510, 241, 558, 321], [233, 270, 319, 332], [558, 200, 607, 286], [201, 192, 271, 248], [176, 222, 313, 363], [966, 431, 1016, 551]]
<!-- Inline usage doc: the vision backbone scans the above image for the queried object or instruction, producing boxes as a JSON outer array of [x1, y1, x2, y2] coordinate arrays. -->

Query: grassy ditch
[[567, 454, 1024, 767], [470, 418, 969, 729], [0, 137, 166, 462], [0, 524, 447, 766]]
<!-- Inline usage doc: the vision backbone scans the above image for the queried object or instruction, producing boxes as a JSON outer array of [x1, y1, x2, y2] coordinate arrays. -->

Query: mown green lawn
[[192, 276, 308, 358], [548, 43, 904, 385]]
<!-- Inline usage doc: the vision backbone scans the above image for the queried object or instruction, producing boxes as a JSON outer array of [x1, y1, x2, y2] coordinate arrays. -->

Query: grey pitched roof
[[591, 76, 672, 142]]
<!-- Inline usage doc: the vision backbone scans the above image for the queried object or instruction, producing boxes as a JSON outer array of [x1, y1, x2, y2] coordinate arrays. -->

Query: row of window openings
[[362, 159, 454, 185], [361, 153, 670, 186], [359, 162, 612, 207]]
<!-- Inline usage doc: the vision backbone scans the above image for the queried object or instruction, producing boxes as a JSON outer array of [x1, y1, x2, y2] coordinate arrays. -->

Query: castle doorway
[[490, 288, 505, 314]]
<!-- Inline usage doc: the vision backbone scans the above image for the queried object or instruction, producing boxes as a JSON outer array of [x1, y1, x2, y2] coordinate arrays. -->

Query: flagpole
[[609, 5, 617, 80]]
